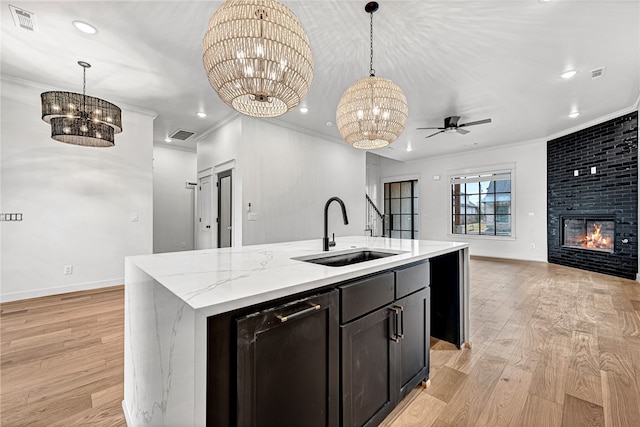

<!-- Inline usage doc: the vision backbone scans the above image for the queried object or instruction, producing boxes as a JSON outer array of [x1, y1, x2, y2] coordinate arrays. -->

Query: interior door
[[198, 175, 213, 249], [218, 170, 232, 248]]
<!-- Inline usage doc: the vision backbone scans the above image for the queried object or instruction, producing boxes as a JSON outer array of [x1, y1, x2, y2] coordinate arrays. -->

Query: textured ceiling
[[2, 0, 639, 161]]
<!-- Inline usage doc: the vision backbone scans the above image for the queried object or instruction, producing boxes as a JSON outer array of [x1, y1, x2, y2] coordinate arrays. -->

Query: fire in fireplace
[[562, 216, 615, 253]]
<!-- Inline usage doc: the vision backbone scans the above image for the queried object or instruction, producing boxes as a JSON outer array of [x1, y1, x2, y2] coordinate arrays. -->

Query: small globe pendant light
[[202, 0, 314, 118], [336, 2, 408, 149]]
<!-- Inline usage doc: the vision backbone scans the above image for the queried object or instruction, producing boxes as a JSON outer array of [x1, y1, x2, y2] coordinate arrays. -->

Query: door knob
[[227, 226, 232, 230]]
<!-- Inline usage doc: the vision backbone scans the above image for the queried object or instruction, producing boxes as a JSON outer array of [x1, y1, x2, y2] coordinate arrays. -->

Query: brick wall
[[547, 111, 638, 279]]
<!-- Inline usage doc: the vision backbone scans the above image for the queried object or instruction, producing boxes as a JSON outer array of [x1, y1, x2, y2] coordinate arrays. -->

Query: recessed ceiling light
[[164, 137, 172, 143], [196, 112, 207, 118], [568, 111, 580, 118], [559, 69, 578, 79], [325, 121, 333, 127], [72, 20, 97, 34], [299, 107, 309, 113]]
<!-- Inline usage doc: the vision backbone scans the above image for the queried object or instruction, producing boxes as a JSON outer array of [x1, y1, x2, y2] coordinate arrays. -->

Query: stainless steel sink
[[293, 249, 405, 267]]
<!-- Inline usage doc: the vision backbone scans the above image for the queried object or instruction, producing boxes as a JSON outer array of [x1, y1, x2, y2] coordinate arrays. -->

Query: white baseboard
[[0, 278, 123, 303], [121, 400, 132, 427]]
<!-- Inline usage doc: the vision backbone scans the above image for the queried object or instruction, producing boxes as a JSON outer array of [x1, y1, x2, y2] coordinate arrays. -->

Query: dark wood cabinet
[[397, 287, 430, 399], [236, 290, 339, 427], [341, 304, 398, 427], [340, 262, 430, 427], [207, 258, 443, 427]]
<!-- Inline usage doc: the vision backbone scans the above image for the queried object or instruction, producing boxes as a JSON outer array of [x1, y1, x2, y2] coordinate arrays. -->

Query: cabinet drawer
[[395, 262, 429, 299], [340, 272, 395, 323]]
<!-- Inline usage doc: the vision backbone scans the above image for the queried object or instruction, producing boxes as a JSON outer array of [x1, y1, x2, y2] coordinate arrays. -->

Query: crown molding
[[1, 73, 158, 118]]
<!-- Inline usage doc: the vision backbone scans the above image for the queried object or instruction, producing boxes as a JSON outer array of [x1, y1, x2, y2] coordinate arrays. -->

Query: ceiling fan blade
[[417, 127, 445, 130], [456, 128, 470, 135], [425, 131, 444, 139], [459, 118, 492, 127]]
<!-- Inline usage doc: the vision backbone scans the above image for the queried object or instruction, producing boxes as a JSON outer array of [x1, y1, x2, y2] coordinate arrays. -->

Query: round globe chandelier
[[336, 2, 408, 149], [202, 0, 314, 118]]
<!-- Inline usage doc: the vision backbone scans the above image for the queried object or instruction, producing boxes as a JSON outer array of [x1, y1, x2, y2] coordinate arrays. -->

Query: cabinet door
[[236, 290, 339, 427], [396, 288, 430, 399], [341, 305, 398, 427]]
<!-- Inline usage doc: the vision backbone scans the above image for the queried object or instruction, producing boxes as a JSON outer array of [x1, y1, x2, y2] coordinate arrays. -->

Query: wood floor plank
[[382, 391, 447, 427], [598, 335, 635, 378], [564, 367, 603, 407], [425, 366, 468, 403], [436, 354, 508, 427], [560, 394, 604, 427], [568, 331, 600, 375], [619, 310, 640, 337], [474, 364, 532, 427], [601, 370, 640, 427], [529, 354, 569, 405], [510, 393, 562, 427]]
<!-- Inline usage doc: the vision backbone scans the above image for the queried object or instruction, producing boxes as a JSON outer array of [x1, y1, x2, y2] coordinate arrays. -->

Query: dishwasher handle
[[276, 302, 321, 323]]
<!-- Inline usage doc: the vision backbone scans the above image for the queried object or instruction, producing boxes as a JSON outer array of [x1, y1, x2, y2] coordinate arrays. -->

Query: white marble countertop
[[126, 236, 468, 317]]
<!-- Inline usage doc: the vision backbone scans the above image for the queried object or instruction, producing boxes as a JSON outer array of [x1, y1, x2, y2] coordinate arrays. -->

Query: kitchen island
[[122, 236, 469, 426]]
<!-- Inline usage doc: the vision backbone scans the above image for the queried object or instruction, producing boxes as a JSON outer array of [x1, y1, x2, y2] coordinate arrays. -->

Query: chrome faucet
[[323, 197, 349, 251]]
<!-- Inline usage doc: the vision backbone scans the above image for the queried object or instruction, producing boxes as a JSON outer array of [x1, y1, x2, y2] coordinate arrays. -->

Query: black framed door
[[384, 180, 419, 239], [217, 170, 232, 248]]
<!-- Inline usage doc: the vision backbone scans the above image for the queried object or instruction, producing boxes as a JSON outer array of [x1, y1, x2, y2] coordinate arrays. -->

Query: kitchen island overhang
[[122, 236, 470, 427]]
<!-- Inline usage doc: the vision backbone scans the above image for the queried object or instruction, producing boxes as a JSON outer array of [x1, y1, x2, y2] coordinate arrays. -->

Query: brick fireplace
[[547, 111, 638, 279]]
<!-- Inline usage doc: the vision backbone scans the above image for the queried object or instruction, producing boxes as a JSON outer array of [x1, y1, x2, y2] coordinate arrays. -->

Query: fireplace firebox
[[561, 215, 615, 253]]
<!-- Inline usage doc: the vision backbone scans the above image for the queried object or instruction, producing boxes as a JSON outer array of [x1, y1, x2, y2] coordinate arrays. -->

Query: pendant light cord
[[82, 64, 87, 118], [369, 11, 375, 77]]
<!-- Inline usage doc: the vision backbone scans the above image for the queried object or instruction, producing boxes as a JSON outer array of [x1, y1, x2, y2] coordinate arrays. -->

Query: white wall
[[241, 118, 366, 246], [197, 116, 367, 248], [0, 76, 154, 302], [153, 146, 197, 254], [377, 139, 548, 262], [197, 116, 243, 248]]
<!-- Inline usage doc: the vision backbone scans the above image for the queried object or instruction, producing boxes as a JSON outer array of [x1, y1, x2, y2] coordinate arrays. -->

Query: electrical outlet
[[64, 265, 73, 275], [248, 213, 258, 221]]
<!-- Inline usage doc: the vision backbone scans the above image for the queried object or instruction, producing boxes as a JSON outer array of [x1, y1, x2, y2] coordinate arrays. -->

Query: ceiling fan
[[417, 116, 492, 139]]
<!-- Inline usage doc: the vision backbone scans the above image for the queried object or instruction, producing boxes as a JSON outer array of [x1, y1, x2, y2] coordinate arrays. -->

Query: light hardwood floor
[[2, 258, 639, 426]]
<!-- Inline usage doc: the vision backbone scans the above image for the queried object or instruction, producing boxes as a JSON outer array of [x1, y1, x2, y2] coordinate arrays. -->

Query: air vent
[[9, 5, 37, 31], [169, 129, 196, 140], [590, 67, 606, 79]]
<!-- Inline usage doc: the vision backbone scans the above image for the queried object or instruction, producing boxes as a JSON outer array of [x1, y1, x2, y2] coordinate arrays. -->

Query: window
[[451, 171, 512, 237], [384, 180, 419, 239]]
